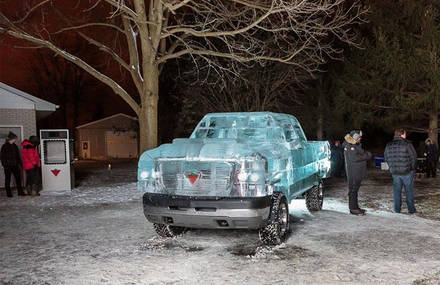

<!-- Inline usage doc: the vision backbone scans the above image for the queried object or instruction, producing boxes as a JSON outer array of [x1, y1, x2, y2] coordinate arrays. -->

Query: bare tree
[[0, 0, 365, 151]]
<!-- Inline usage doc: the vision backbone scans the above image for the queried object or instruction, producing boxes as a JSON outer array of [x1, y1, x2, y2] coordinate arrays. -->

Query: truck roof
[[203, 112, 300, 123]]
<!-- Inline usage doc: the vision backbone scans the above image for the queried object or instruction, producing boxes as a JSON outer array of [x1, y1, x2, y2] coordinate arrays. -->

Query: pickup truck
[[138, 112, 331, 245]]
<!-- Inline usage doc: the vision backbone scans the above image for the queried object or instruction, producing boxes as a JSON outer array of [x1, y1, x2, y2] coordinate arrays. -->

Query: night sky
[[0, 0, 136, 134]]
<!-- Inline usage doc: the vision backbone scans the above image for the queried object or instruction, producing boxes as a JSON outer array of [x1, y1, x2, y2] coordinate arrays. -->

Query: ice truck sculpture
[[138, 112, 331, 244]]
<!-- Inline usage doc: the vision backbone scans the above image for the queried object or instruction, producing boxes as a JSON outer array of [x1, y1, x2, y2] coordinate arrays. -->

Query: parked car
[[138, 112, 331, 245]]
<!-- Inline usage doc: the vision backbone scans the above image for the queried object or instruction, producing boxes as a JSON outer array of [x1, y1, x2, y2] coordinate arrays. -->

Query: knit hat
[[350, 130, 362, 141], [29, 135, 39, 146], [7, 132, 18, 140]]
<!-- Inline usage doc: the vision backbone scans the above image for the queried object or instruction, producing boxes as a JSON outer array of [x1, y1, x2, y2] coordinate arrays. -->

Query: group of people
[[0, 132, 41, 197], [342, 128, 429, 216]]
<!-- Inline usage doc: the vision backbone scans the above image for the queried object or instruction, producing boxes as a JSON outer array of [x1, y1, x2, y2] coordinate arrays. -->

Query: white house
[[0, 82, 58, 187]]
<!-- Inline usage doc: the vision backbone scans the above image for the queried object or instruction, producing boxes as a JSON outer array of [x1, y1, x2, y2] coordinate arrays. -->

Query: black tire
[[153, 223, 186, 237], [305, 181, 324, 212], [259, 192, 290, 245]]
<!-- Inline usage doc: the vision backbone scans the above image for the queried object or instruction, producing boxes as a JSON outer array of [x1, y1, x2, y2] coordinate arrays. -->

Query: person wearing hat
[[343, 130, 372, 215], [21, 136, 41, 196], [384, 128, 418, 214], [0, 132, 25, 197]]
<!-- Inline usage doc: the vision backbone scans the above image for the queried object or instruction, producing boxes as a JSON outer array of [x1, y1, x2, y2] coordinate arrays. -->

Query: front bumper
[[143, 193, 271, 229]]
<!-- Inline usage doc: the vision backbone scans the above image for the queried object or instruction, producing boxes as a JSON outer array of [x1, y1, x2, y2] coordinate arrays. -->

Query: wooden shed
[[76, 113, 138, 160]]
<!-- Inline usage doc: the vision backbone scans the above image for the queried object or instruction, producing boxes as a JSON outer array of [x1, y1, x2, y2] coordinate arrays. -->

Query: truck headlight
[[140, 171, 149, 180], [250, 173, 260, 182], [238, 172, 248, 181]]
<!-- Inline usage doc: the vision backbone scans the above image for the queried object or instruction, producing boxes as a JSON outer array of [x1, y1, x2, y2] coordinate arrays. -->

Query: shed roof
[[76, 113, 138, 129], [0, 82, 58, 111]]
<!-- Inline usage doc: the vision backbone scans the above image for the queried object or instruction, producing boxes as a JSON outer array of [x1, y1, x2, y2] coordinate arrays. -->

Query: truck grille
[[157, 160, 234, 196]]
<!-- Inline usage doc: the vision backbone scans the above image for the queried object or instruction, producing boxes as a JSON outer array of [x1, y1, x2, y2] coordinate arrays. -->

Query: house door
[[81, 141, 90, 159], [0, 126, 23, 188]]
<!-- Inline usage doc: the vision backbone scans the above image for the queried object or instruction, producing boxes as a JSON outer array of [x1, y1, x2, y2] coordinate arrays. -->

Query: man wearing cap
[[384, 128, 418, 215], [0, 132, 25, 197], [343, 130, 372, 215]]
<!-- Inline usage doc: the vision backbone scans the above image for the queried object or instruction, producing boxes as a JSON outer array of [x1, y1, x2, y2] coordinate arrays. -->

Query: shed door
[[105, 131, 138, 158], [0, 126, 23, 188]]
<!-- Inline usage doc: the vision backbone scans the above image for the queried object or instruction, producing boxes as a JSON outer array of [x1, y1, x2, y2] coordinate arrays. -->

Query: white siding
[[0, 89, 34, 109]]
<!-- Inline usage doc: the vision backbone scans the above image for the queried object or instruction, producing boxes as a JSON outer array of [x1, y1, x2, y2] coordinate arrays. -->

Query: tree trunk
[[428, 108, 438, 145], [138, 64, 159, 153], [316, 94, 324, 140]]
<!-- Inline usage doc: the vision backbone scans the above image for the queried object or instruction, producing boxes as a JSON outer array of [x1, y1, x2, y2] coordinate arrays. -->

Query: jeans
[[392, 171, 416, 213]]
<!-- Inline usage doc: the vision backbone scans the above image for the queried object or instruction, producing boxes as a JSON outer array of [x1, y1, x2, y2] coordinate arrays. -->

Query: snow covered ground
[[0, 162, 439, 284]]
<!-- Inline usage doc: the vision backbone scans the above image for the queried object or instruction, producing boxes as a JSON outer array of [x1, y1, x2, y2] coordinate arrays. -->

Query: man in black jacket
[[343, 130, 372, 215], [0, 132, 24, 197], [384, 128, 417, 214]]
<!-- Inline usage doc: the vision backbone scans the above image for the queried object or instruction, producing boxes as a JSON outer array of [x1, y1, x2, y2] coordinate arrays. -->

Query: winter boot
[[350, 209, 365, 216], [32, 185, 40, 196]]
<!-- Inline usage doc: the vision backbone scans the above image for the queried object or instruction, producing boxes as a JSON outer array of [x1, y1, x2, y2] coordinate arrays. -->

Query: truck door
[[284, 123, 306, 198]]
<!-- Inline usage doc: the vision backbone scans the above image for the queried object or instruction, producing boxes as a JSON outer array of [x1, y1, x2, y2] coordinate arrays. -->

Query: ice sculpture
[[138, 112, 330, 245]]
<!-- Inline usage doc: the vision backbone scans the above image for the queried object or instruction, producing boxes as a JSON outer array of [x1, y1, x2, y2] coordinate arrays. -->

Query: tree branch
[[13, 0, 51, 24], [122, 16, 143, 93], [0, 27, 140, 114], [102, 0, 138, 19], [52, 23, 125, 34], [162, 5, 279, 39]]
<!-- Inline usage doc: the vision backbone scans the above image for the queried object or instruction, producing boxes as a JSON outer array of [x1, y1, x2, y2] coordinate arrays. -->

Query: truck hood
[[139, 138, 290, 163]]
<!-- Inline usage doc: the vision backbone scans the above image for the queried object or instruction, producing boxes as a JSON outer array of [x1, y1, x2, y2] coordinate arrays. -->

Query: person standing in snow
[[384, 128, 418, 215], [330, 140, 344, 177], [0, 132, 25, 197], [343, 130, 372, 215], [423, 138, 438, 178], [21, 136, 41, 196]]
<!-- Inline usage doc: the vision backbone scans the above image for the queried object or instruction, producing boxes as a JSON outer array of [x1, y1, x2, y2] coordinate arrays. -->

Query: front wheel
[[305, 181, 324, 212], [259, 192, 290, 245], [153, 223, 186, 237]]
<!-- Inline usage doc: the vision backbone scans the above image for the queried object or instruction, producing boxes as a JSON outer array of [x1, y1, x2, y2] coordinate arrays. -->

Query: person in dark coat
[[21, 136, 41, 196], [423, 138, 438, 178], [330, 140, 344, 177], [384, 128, 418, 214], [343, 130, 372, 215], [0, 132, 25, 197]]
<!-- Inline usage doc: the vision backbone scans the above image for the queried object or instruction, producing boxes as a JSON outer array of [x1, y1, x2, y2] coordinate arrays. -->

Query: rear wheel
[[259, 192, 290, 245], [153, 223, 186, 237], [305, 181, 324, 212]]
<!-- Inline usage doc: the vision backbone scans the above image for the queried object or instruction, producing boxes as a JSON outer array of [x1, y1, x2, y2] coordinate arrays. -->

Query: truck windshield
[[191, 115, 285, 141]]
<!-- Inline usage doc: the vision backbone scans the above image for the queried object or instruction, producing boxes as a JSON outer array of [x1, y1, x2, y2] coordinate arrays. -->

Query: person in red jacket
[[21, 136, 41, 196]]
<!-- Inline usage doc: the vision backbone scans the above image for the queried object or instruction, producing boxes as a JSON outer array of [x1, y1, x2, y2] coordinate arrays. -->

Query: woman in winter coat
[[21, 136, 41, 195]]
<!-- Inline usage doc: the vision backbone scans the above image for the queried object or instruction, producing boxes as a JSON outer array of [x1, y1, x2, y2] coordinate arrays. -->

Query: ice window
[[44, 140, 66, 164], [192, 115, 282, 141]]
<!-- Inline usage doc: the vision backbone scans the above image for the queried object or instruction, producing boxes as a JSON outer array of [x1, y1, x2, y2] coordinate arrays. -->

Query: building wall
[[77, 129, 107, 159], [0, 108, 37, 139], [76, 115, 138, 160]]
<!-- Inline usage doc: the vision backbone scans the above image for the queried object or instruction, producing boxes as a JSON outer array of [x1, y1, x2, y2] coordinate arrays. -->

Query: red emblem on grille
[[51, 169, 61, 176], [186, 172, 200, 184]]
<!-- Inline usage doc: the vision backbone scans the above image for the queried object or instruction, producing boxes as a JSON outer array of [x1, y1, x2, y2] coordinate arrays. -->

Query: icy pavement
[[1, 165, 440, 284]]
